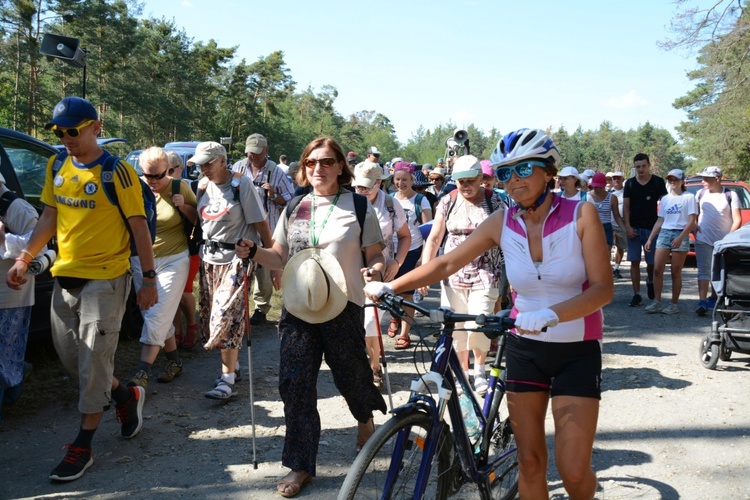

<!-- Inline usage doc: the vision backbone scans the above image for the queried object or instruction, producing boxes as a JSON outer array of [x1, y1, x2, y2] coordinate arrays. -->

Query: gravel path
[[2, 263, 750, 499]]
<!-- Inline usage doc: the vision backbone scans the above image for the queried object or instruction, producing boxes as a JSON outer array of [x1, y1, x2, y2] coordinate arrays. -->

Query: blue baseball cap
[[45, 96, 98, 129]]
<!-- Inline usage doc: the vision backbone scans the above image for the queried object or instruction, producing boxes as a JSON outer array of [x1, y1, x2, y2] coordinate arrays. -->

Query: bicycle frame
[[379, 298, 516, 498]]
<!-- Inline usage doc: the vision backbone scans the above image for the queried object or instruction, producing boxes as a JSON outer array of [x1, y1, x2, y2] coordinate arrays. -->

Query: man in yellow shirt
[[6, 96, 158, 482]]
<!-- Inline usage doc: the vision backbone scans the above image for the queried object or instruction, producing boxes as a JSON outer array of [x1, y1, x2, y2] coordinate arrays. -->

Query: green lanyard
[[309, 189, 342, 247]]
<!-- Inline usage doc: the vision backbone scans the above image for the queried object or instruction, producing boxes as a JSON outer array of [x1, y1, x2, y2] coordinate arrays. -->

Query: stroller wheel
[[699, 333, 720, 370], [719, 343, 732, 362]]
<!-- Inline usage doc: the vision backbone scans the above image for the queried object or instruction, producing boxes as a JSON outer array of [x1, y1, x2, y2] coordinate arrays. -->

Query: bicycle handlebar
[[371, 293, 515, 340]]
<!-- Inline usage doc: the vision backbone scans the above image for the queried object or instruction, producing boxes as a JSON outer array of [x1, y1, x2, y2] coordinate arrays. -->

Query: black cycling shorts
[[505, 334, 602, 399]]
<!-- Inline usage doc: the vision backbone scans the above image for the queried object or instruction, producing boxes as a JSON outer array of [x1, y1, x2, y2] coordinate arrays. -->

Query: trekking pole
[[241, 252, 258, 469], [373, 306, 394, 412]]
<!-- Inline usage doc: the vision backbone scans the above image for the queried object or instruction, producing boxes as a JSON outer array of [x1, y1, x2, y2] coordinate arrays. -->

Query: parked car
[[126, 142, 202, 179], [0, 127, 58, 341], [685, 175, 750, 254], [164, 141, 202, 179]]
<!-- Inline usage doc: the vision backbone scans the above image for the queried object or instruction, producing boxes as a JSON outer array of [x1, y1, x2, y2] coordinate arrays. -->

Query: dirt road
[[2, 264, 750, 499]]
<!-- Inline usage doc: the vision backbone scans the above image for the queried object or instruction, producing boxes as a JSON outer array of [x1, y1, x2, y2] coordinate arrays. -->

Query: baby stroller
[[699, 224, 750, 370]]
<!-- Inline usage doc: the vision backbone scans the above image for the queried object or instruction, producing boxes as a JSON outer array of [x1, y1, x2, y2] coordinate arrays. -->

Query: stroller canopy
[[711, 223, 750, 296]]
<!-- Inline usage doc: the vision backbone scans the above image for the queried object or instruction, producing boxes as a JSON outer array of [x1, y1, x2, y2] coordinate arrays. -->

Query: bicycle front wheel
[[488, 416, 519, 500], [338, 411, 454, 500]]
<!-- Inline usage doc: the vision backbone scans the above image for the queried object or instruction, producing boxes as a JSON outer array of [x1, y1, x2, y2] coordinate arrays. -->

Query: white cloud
[[181, 0, 192, 7], [601, 91, 649, 109], [452, 111, 476, 126]]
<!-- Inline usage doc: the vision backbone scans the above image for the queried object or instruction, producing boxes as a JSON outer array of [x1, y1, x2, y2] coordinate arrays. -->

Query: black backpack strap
[[172, 179, 184, 220], [352, 192, 368, 247], [285, 194, 305, 221]]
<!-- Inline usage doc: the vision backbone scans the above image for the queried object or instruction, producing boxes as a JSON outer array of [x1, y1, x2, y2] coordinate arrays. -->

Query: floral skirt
[[199, 259, 254, 350]]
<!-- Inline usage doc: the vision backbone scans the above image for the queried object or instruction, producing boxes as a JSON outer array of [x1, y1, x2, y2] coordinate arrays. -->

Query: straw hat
[[281, 248, 348, 324]]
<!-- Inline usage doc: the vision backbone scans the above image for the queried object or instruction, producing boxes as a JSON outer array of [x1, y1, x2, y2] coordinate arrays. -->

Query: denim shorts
[[656, 228, 690, 251]]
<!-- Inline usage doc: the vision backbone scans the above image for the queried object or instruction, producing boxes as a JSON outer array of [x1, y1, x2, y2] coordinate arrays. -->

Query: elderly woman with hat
[[389, 161, 433, 349], [187, 142, 273, 400], [428, 167, 446, 196], [352, 161, 411, 386], [236, 136, 387, 497], [421, 155, 505, 394]]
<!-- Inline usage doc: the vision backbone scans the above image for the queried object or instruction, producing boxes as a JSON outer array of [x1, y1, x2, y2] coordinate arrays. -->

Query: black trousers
[[278, 301, 387, 475]]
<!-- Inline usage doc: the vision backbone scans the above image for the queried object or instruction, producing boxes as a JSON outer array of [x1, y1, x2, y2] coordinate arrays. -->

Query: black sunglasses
[[143, 169, 169, 180]]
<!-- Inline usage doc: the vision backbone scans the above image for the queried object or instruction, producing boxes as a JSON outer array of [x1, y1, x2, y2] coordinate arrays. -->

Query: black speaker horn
[[40, 33, 87, 68]]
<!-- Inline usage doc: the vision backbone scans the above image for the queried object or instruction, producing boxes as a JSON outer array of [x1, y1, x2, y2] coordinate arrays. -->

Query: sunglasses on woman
[[304, 157, 338, 168], [143, 169, 168, 180], [52, 119, 95, 139], [495, 160, 548, 183]]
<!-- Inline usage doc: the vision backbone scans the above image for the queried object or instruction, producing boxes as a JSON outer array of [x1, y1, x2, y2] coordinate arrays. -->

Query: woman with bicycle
[[421, 154, 504, 395], [236, 137, 387, 498], [366, 128, 613, 499]]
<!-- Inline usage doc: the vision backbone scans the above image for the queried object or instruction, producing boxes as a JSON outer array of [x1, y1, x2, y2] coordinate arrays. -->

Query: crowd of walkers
[[0, 96, 744, 498]]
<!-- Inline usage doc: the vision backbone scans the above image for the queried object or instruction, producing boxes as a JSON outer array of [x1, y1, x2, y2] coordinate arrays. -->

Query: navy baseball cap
[[45, 96, 98, 129]]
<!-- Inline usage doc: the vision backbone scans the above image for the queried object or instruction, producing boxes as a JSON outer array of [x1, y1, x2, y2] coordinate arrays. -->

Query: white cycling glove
[[364, 281, 394, 300], [515, 308, 559, 334]]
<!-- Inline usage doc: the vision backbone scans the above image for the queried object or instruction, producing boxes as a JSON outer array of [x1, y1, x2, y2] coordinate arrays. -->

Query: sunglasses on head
[[52, 119, 95, 139], [143, 169, 168, 180], [495, 161, 548, 183], [304, 157, 338, 168]]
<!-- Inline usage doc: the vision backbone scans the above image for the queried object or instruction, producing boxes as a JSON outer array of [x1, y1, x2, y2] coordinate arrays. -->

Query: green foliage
[[669, 1, 750, 179], [0, 0, 686, 175]]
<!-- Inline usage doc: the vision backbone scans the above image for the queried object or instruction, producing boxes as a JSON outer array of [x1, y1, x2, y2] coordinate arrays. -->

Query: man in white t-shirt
[[609, 171, 626, 279], [231, 133, 294, 325], [693, 166, 742, 316], [277, 155, 289, 174]]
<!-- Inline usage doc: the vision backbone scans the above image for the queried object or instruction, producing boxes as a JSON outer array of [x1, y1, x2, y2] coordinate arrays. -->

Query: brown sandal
[[276, 471, 312, 498], [387, 318, 401, 338]]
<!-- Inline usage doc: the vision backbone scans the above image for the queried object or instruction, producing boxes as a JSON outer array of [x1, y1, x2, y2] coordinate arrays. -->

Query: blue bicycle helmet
[[490, 128, 561, 168]]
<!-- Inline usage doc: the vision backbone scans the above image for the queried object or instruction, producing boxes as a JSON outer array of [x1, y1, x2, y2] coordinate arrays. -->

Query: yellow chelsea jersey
[[41, 153, 145, 280]]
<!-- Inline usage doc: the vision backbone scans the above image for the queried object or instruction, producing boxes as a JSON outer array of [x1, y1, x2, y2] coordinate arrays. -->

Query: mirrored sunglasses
[[495, 161, 548, 183]]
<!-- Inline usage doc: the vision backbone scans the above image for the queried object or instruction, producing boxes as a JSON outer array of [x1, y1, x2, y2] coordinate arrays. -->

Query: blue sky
[[142, 0, 703, 143]]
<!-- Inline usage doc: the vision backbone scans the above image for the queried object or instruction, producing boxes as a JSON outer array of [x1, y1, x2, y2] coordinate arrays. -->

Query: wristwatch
[[142, 270, 156, 279]]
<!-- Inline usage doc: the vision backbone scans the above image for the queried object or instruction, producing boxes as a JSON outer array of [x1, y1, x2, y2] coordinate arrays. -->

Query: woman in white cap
[[352, 161, 411, 386], [421, 155, 505, 395], [188, 142, 274, 399], [643, 169, 697, 315], [0, 171, 44, 427], [557, 166, 587, 201], [236, 136, 387, 497]]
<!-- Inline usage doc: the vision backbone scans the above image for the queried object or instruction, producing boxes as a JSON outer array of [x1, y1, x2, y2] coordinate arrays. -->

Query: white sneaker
[[473, 375, 488, 396], [645, 301, 664, 313], [662, 303, 680, 315]]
